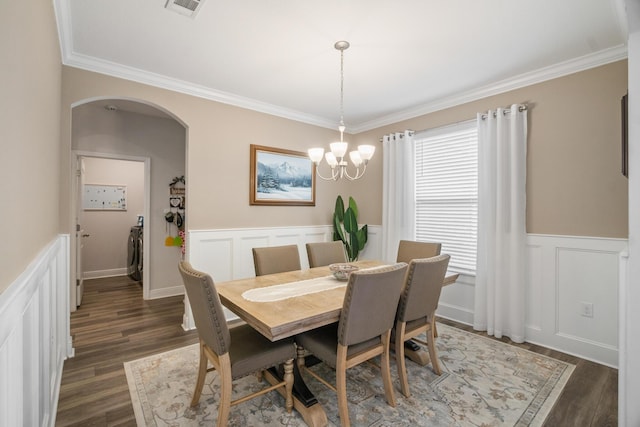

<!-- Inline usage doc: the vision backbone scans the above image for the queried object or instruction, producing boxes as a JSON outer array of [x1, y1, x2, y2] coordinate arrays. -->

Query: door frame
[[71, 150, 151, 305]]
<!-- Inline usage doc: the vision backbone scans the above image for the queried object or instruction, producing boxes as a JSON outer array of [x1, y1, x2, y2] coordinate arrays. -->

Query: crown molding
[[64, 44, 627, 135], [53, 0, 73, 61], [56, 0, 627, 136], [62, 52, 337, 130], [352, 44, 628, 133]]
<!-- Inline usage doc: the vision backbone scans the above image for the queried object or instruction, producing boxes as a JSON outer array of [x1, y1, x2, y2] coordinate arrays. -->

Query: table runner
[[242, 275, 346, 302], [241, 265, 390, 302]]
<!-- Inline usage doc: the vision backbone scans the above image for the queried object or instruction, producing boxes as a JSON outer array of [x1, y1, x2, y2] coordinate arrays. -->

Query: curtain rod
[[480, 104, 527, 120], [378, 130, 414, 143], [378, 103, 527, 142]]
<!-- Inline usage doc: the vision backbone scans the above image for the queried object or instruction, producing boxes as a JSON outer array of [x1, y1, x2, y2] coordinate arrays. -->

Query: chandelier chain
[[339, 47, 344, 128], [307, 40, 375, 181]]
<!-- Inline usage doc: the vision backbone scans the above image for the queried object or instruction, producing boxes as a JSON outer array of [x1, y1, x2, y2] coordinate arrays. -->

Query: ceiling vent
[[165, 0, 205, 18]]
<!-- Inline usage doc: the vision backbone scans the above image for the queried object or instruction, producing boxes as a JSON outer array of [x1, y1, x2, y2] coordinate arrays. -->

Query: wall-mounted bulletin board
[[83, 184, 127, 210]]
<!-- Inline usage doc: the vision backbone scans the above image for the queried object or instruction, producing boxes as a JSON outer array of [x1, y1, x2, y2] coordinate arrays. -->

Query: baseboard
[[525, 334, 618, 369], [148, 285, 184, 300], [83, 268, 127, 279], [437, 302, 474, 326]]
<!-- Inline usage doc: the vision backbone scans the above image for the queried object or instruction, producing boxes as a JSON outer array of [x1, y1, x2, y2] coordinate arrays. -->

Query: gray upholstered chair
[[396, 240, 441, 264], [393, 254, 450, 397], [178, 261, 295, 427], [306, 241, 348, 267], [252, 244, 301, 276], [395, 240, 443, 338], [296, 263, 408, 427]]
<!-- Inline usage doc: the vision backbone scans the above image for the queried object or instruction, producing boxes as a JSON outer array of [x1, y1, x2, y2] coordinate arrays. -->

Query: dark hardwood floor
[[55, 276, 617, 426], [55, 276, 199, 426]]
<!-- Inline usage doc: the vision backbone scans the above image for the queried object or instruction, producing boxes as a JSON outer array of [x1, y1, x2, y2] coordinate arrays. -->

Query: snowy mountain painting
[[254, 148, 314, 203]]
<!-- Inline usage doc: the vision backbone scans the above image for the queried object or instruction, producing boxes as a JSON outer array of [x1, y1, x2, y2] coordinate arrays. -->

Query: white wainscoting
[[438, 233, 626, 368], [0, 235, 73, 427], [524, 234, 625, 368], [186, 227, 624, 367]]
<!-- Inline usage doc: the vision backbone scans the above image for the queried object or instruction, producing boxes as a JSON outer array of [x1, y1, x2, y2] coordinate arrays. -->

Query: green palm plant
[[333, 195, 368, 262]]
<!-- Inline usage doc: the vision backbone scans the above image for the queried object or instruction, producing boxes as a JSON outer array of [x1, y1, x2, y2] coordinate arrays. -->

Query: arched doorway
[[69, 98, 187, 309]]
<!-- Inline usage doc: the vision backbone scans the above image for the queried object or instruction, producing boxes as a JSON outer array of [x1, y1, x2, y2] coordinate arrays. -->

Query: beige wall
[[355, 60, 629, 238], [0, 1, 62, 292], [81, 157, 144, 273], [60, 59, 628, 270], [60, 67, 367, 238]]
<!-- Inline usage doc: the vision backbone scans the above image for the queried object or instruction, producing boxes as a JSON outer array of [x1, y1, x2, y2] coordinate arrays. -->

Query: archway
[[69, 97, 188, 310]]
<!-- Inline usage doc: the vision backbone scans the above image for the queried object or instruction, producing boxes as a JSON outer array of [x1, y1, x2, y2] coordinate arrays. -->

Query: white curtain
[[381, 130, 415, 263], [473, 104, 528, 343]]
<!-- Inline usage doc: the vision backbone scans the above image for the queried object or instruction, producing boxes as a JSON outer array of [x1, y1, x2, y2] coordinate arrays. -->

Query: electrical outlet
[[580, 301, 594, 318]]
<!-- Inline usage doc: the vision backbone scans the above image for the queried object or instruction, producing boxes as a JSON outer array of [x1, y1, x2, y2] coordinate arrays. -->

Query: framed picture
[[250, 144, 316, 206]]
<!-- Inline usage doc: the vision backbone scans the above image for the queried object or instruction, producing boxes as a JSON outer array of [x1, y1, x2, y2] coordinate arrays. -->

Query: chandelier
[[308, 41, 375, 181]]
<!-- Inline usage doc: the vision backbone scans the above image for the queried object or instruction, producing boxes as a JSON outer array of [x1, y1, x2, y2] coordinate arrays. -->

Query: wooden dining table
[[215, 259, 458, 427]]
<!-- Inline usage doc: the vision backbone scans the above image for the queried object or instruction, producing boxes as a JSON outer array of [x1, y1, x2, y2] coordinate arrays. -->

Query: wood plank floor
[[55, 276, 199, 426], [55, 276, 617, 426]]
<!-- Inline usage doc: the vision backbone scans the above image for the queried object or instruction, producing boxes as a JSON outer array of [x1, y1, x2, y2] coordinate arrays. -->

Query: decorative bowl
[[329, 263, 359, 281]]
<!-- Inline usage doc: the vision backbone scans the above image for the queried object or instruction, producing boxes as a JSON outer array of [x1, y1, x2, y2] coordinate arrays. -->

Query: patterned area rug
[[124, 324, 574, 426]]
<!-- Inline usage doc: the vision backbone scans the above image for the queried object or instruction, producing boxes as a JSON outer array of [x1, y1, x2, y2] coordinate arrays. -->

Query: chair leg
[[336, 344, 351, 427], [191, 340, 208, 406], [283, 358, 294, 413], [216, 354, 233, 427], [427, 324, 442, 375], [380, 330, 397, 407], [395, 323, 411, 397]]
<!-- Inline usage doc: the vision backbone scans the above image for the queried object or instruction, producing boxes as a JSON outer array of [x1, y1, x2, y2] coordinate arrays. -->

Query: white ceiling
[[55, 0, 628, 132]]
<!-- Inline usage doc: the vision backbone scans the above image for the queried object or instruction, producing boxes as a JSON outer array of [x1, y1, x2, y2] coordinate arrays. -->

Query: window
[[414, 120, 478, 275]]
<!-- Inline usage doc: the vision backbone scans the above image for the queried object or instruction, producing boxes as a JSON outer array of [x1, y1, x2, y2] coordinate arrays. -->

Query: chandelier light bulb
[[330, 142, 348, 159], [308, 147, 325, 163], [358, 145, 376, 161], [349, 151, 363, 167], [325, 152, 338, 167]]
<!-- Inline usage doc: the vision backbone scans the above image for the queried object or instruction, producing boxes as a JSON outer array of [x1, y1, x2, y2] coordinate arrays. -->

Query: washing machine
[[127, 226, 143, 282]]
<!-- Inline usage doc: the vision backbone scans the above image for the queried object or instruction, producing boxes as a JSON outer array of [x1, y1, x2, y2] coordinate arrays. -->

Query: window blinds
[[414, 120, 478, 275]]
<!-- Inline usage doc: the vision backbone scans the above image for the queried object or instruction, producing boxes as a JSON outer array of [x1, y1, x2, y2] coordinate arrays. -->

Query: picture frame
[[250, 144, 316, 206]]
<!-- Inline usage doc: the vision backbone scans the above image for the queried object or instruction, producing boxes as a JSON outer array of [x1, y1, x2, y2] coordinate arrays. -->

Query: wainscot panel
[[0, 235, 72, 427], [525, 234, 625, 368], [437, 234, 626, 368]]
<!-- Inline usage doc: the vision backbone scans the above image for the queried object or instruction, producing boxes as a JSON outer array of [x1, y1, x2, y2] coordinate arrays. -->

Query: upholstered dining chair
[[296, 263, 408, 427], [395, 239, 443, 338], [252, 244, 302, 276], [178, 261, 296, 427], [396, 239, 441, 264], [393, 254, 450, 398], [306, 241, 348, 268]]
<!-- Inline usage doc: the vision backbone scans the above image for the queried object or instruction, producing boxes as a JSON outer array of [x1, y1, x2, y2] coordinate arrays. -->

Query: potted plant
[[333, 195, 368, 262]]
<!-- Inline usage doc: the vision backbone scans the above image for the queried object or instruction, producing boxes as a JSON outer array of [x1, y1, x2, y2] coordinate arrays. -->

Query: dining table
[[215, 259, 459, 427]]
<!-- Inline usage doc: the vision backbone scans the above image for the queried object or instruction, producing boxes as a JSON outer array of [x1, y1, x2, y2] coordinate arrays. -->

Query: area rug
[[124, 324, 574, 426]]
